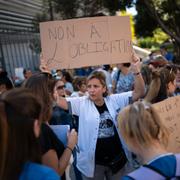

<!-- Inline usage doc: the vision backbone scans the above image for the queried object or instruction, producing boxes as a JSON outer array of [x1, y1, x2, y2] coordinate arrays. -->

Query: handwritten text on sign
[[153, 96, 180, 153], [40, 16, 132, 69]]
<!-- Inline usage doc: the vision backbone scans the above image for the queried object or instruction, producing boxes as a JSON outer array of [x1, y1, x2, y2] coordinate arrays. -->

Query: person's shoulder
[[148, 154, 176, 177], [41, 123, 53, 135], [20, 162, 60, 180], [40, 123, 63, 146]]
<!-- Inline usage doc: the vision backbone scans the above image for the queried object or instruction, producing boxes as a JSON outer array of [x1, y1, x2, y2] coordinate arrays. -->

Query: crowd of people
[[0, 48, 180, 180]]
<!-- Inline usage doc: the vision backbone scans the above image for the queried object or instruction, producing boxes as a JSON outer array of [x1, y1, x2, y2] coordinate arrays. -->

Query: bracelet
[[66, 146, 73, 153], [134, 72, 141, 76]]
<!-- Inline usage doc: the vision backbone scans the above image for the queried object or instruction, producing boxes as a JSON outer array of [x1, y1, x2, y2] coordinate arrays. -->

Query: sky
[[126, 6, 137, 16]]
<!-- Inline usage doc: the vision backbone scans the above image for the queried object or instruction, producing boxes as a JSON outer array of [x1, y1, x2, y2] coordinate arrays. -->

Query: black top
[[95, 103, 126, 165], [40, 123, 65, 180], [50, 106, 73, 127]]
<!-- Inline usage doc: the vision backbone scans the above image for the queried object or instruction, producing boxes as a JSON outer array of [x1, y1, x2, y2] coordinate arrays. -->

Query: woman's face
[[55, 80, 66, 97], [87, 78, 106, 103]]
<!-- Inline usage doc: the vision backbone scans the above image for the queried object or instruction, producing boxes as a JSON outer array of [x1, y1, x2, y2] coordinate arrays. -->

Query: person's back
[[20, 162, 59, 180], [23, 73, 77, 179], [0, 88, 60, 180], [122, 153, 180, 180], [118, 101, 179, 180]]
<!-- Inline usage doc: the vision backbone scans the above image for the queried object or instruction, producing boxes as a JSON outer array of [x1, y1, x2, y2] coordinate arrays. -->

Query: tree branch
[[144, 0, 180, 44]]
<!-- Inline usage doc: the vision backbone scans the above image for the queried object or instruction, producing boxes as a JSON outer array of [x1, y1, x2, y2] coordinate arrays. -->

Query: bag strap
[[67, 101, 80, 153], [68, 101, 72, 115], [67, 101, 75, 130], [116, 69, 121, 82], [113, 70, 121, 93], [128, 166, 165, 180]]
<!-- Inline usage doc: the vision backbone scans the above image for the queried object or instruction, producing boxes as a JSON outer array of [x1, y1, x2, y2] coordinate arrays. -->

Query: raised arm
[[131, 53, 145, 102], [39, 53, 69, 110], [53, 88, 69, 110]]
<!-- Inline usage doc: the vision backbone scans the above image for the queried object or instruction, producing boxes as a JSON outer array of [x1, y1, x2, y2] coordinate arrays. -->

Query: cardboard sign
[[40, 16, 132, 69], [153, 96, 180, 153]]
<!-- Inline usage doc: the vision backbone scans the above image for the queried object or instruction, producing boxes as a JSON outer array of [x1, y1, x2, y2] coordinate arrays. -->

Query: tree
[[135, 0, 180, 63], [48, 0, 134, 19], [135, 0, 158, 37]]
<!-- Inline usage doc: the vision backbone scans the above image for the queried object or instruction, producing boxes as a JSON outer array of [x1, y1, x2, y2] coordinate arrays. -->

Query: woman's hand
[[130, 52, 141, 74], [39, 53, 51, 73], [67, 129, 78, 150]]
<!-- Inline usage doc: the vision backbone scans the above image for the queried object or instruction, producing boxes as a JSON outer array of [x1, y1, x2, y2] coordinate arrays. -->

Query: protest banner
[[153, 96, 180, 153], [40, 16, 132, 69]]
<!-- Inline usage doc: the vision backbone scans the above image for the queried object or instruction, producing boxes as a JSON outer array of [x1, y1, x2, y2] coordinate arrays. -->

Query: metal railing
[[0, 28, 40, 77]]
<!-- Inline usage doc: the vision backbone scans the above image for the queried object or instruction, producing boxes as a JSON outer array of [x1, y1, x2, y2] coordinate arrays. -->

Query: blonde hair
[[118, 101, 169, 148]]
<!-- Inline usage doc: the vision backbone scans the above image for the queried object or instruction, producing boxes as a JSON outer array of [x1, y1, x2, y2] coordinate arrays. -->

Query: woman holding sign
[[53, 52, 145, 180], [118, 101, 180, 179]]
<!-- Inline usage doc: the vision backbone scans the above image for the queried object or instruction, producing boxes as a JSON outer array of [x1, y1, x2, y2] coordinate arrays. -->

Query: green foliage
[[36, 0, 134, 20], [53, 0, 80, 19], [135, 0, 180, 61], [135, 0, 158, 37], [137, 28, 169, 50]]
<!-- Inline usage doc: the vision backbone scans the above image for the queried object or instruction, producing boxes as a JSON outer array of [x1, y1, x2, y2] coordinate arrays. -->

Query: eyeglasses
[[57, 85, 65, 90]]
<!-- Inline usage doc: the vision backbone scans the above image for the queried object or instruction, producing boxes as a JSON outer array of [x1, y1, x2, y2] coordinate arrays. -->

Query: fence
[[0, 28, 40, 78]]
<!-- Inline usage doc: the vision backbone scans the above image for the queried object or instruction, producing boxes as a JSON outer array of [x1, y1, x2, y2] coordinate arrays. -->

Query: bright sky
[[126, 6, 137, 16]]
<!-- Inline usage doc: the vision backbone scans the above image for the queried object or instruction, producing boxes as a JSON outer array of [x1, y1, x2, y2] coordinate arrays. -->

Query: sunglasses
[[57, 85, 65, 90]]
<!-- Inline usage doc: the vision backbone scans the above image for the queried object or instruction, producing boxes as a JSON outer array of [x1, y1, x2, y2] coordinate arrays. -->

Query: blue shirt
[[122, 154, 176, 179], [20, 162, 60, 180], [113, 70, 134, 93]]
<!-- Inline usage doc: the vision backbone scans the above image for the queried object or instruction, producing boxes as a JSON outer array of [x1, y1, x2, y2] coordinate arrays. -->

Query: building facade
[[0, 0, 44, 77]]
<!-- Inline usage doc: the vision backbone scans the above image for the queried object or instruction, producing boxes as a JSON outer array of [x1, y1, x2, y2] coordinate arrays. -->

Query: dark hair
[[72, 76, 87, 91], [23, 72, 54, 122], [23, 68, 27, 75], [1, 88, 42, 180], [62, 71, 73, 83], [123, 63, 131, 67], [87, 71, 108, 97], [0, 100, 8, 179], [0, 72, 13, 90]]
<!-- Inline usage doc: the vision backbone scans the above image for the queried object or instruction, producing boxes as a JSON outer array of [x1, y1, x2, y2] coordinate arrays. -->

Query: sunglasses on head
[[57, 85, 65, 90]]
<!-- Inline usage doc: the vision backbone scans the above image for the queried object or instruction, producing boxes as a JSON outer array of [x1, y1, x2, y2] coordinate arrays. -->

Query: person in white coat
[[54, 53, 145, 180]]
